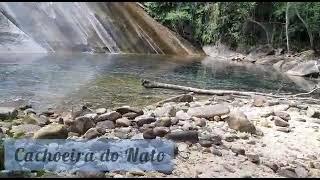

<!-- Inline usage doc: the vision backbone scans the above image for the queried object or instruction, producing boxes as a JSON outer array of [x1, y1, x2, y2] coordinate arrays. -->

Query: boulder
[[96, 120, 115, 129], [226, 110, 256, 134], [153, 127, 169, 137], [0, 107, 18, 120], [83, 128, 102, 139], [187, 104, 230, 119], [115, 117, 131, 127], [143, 129, 156, 139], [95, 111, 122, 123], [286, 60, 319, 77], [64, 116, 95, 135], [33, 123, 68, 139]]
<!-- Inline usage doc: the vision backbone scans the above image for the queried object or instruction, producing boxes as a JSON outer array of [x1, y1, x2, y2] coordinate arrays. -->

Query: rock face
[[0, 2, 203, 55], [33, 123, 68, 139], [226, 110, 256, 134], [0, 107, 18, 120], [286, 60, 319, 77], [187, 104, 230, 119]]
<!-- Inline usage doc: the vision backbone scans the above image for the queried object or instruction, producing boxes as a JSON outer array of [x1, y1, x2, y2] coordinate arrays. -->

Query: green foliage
[[143, 2, 320, 51]]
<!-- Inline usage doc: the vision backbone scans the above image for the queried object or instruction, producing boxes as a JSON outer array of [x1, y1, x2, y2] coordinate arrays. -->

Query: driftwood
[[141, 79, 320, 103]]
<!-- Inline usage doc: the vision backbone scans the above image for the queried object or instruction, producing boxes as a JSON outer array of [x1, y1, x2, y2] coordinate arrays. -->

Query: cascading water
[[0, 2, 203, 55]]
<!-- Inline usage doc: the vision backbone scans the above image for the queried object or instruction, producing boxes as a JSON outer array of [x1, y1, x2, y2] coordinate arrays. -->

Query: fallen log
[[141, 79, 320, 103]]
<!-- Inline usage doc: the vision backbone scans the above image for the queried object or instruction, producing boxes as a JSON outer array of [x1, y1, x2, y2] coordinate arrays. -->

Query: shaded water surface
[[0, 53, 311, 112]]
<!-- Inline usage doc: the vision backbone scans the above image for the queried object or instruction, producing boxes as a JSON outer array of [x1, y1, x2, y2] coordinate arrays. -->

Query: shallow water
[[0, 53, 312, 112]]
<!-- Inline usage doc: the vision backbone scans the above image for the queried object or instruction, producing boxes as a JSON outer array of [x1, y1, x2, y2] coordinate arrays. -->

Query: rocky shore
[[1, 92, 320, 178]]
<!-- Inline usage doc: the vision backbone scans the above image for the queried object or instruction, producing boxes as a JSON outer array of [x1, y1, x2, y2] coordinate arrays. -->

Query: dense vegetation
[[143, 2, 320, 53]]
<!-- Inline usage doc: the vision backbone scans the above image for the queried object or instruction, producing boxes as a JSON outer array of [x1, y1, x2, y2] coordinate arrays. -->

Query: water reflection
[[0, 53, 316, 112]]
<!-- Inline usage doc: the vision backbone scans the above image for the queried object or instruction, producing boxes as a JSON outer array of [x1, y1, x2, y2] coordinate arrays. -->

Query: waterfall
[[0, 2, 203, 55]]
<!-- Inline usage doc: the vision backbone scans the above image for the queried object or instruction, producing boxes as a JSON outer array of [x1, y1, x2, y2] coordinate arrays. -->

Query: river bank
[[1, 90, 320, 178]]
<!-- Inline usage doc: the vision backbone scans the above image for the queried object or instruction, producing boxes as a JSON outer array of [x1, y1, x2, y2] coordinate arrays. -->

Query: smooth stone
[[115, 106, 143, 115], [274, 111, 291, 121], [115, 117, 131, 127], [193, 117, 206, 127], [199, 140, 213, 147], [274, 116, 289, 127], [143, 129, 156, 139], [295, 118, 306, 122], [156, 117, 172, 127], [0, 107, 18, 120], [212, 149, 223, 156], [95, 111, 122, 123], [276, 127, 291, 133], [286, 60, 319, 77], [95, 108, 107, 115], [154, 105, 177, 117], [246, 153, 260, 164], [175, 110, 191, 120], [187, 104, 230, 119], [83, 128, 102, 139], [231, 146, 246, 156], [153, 127, 169, 137], [28, 114, 49, 126], [165, 131, 199, 143], [253, 95, 267, 107], [213, 116, 221, 121], [64, 116, 95, 135], [122, 112, 139, 120], [135, 115, 156, 127], [226, 110, 256, 134], [96, 120, 115, 129], [68, 132, 79, 137], [33, 123, 68, 139]]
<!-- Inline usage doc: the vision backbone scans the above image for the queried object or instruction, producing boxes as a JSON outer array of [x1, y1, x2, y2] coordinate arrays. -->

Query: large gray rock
[[187, 104, 230, 119], [286, 60, 319, 77], [0, 107, 18, 120], [115, 117, 131, 127], [64, 116, 95, 135], [95, 111, 122, 123], [33, 123, 68, 139], [226, 110, 256, 134]]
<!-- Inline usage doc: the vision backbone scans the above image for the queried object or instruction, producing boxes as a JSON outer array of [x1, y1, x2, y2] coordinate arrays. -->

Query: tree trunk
[[141, 79, 320, 103], [294, 4, 314, 50], [285, 2, 290, 53]]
